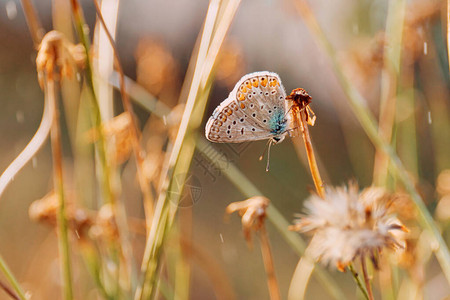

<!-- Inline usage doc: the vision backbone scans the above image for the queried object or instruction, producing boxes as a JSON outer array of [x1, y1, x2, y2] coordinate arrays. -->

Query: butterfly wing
[[205, 71, 289, 143]]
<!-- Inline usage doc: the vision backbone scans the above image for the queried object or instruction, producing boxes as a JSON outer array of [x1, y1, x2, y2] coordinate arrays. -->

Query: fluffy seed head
[[291, 183, 407, 271]]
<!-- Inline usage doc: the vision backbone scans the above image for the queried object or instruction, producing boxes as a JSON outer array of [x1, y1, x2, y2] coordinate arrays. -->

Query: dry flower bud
[[226, 196, 270, 247], [90, 204, 119, 241], [36, 30, 86, 88], [29, 191, 92, 239], [86, 112, 134, 164]]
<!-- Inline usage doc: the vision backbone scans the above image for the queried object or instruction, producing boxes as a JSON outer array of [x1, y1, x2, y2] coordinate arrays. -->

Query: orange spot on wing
[[260, 77, 267, 87]]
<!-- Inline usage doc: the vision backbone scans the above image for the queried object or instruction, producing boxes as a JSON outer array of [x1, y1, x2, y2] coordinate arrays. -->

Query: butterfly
[[205, 71, 291, 144], [205, 71, 315, 170]]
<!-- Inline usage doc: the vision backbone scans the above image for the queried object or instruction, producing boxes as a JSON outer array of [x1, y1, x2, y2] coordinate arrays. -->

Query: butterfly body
[[205, 71, 290, 144]]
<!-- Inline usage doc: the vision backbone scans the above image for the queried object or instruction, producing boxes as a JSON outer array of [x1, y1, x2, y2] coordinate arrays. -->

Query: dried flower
[[286, 88, 316, 138], [291, 183, 407, 271], [89, 204, 119, 241], [36, 30, 85, 88], [226, 196, 270, 247], [29, 191, 92, 238], [86, 112, 134, 164]]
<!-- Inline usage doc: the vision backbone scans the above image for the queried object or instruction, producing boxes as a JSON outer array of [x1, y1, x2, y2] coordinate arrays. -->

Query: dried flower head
[[286, 88, 316, 137], [86, 112, 134, 165], [226, 196, 270, 247], [29, 191, 92, 239], [36, 30, 85, 88], [89, 204, 119, 242], [290, 183, 407, 271]]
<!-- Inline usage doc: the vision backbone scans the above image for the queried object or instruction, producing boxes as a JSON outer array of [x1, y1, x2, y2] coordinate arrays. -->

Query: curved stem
[[0, 88, 53, 201]]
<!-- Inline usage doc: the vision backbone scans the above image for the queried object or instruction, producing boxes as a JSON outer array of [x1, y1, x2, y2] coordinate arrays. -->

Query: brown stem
[[299, 110, 325, 198], [92, 0, 154, 228], [0, 278, 20, 300], [48, 78, 73, 300], [259, 225, 280, 300], [361, 256, 374, 300], [20, 0, 44, 48]]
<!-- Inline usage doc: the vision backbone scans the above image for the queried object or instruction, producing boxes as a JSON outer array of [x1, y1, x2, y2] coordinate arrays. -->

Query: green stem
[[348, 263, 370, 300], [70, 0, 113, 205], [293, 0, 450, 284], [0, 255, 27, 300], [372, 0, 406, 186]]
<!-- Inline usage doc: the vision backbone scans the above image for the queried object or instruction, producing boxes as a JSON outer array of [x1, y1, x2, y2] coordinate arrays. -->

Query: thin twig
[[259, 225, 281, 300], [348, 263, 370, 300], [92, 0, 154, 228], [47, 77, 73, 300]]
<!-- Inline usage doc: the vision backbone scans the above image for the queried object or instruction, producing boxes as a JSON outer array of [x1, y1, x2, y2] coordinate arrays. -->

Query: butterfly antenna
[[259, 139, 271, 161], [265, 139, 273, 172]]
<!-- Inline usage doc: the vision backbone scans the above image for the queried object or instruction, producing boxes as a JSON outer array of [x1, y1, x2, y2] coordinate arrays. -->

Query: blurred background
[[0, 0, 449, 299]]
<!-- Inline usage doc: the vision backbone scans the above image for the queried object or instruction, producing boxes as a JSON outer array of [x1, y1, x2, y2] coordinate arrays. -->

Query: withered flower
[[29, 191, 92, 239], [36, 30, 85, 87], [86, 112, 134, 165], [226, 197, 280, 300], [226, 196, 270, 247], [89, 204, 119, 242], [291, 183, 408, 271]]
